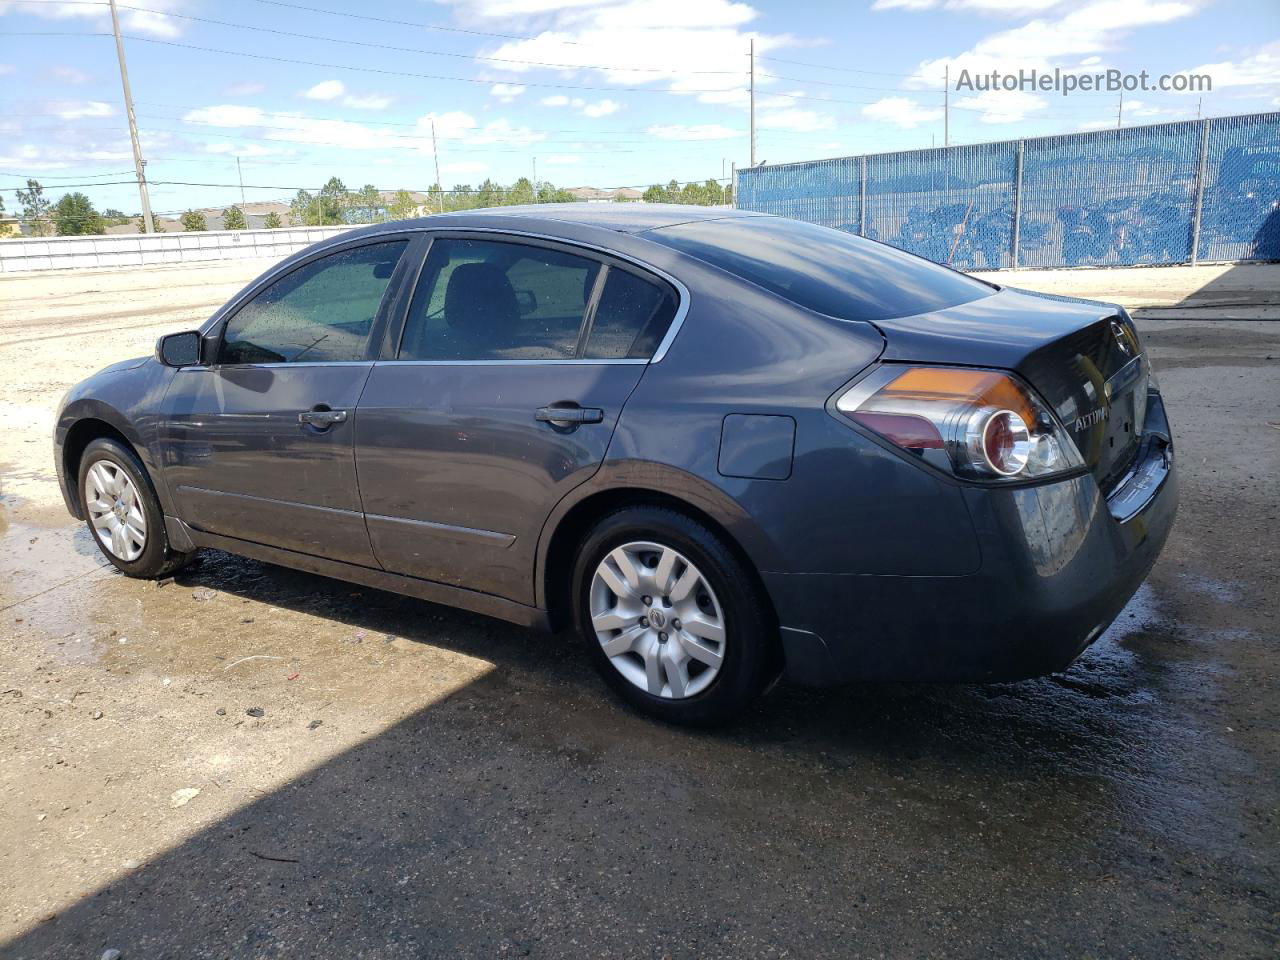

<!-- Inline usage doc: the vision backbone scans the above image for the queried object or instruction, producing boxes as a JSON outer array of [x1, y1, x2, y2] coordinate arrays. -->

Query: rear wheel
[[78, 437, 195, 578], [572, 506, 777, 725]]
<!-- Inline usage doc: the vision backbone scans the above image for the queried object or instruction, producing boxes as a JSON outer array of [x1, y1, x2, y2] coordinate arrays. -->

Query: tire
[[571, 506, 778, 725], [78, 437, 196, 578]]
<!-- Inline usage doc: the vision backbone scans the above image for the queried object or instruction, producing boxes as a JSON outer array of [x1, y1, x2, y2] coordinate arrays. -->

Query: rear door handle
[[298, 408, 348, 428], [535, 405, 604, 426]]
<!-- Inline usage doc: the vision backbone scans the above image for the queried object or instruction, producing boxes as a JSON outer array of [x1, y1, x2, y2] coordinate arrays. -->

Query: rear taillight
[[835, 365, 1084, 481]]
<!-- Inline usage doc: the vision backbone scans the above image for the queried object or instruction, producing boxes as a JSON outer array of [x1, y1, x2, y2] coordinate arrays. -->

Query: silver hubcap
[[589, 540, 726, 699], [85, 459, 147, 562]]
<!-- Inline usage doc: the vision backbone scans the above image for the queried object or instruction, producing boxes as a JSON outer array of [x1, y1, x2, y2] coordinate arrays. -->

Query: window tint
[[220, 240, 407, 364], [400, 237, 599, 361], [646, 217, 994, 322], [583, 268, 677, 359]]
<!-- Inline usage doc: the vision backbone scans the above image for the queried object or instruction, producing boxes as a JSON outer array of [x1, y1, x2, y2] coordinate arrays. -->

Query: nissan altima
[[54, 205, 1177, 723]]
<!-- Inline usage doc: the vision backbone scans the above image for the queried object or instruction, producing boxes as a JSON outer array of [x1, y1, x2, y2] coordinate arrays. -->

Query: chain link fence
[[736, 112, 1280, 270]]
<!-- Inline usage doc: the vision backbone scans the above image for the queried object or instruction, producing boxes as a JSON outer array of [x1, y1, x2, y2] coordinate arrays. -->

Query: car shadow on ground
[[2, 549, 1246, 959]]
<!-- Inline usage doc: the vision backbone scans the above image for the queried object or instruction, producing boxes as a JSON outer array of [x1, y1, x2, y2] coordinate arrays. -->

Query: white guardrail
[[0, 226, 354, 273]]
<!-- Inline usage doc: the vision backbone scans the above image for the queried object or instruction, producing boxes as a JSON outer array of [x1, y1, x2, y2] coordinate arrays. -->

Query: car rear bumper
[[768, 397, 1178, 686]]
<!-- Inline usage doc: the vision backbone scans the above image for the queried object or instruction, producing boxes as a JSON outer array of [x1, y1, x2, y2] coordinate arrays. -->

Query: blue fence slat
[[736, 112, 1280, 269], [866, 141, 1016, 270], [1198, 113, 1280, 261], [1020, 122, 1200, 268]]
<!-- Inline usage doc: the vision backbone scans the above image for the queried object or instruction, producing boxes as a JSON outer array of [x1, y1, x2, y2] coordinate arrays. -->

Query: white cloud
[[224, 82, 266, 96], [872, 0, 939, 9], [1182, 43, 1280, 90], [861, 96, 945, 129], [302, 80, 346, 101], [581, 98, 620, 117], [204, 142, 294, 158], [757, 108, 834, 132], [449, 0, 800, 107], [0, 64, 15, 76], [954, 88, 1047, 122], [908, 0, 1200, 89], [543, 154, 582, 165], [647, 123, 741, 140], [49, 100, 114, 120], [536, 93, 620, 117], [1, 0, 185, 37], [490, 83, 527, 102], [442, 160, 489, 175], [343, 93, 394, 110], [49, 65, 88, 84]]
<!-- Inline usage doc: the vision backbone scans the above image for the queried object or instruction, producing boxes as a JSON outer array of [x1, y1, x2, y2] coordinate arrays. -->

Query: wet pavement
[[0, 264, 1277, 958]]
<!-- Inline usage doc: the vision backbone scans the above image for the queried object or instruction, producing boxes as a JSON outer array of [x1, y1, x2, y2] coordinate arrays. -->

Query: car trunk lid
[[873, 286, 1147, 493]]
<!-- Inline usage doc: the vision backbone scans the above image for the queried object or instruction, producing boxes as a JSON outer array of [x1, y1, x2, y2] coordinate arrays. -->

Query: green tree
[[16, 179, 52, 236], [136, 217, 164, 233], [180, 209, 208, 232], [318, 176, 347, 224], [222, 205, 247, 230], [348, 183, 383, 223], [263, 211, 282, 229], [52, 192, 105, 235], [474, 179, 505, 208], [536, 181, 576, 203], [290, 189, 314, 226], [101, 207, 131, 225], [506, 177, 535, 206], [386, 189, 418, 220]]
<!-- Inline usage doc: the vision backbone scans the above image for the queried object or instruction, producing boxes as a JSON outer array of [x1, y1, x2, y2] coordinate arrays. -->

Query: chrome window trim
[[208, 225, 692, 364]]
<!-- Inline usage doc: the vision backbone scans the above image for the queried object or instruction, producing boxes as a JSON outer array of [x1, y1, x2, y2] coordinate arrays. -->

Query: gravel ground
[[0, 258, 1276, 959]]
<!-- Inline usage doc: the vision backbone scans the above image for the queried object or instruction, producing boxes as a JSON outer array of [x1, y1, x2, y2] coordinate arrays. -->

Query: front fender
[[55, 359, 178, 518]]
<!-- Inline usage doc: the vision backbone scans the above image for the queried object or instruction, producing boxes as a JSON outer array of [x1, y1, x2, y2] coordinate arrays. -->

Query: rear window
[[645, 217, 994, 322]]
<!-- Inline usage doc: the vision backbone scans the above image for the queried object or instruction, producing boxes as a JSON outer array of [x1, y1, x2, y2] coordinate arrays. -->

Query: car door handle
[[298, 408, 348, 427], [535, 405, 604, 426]]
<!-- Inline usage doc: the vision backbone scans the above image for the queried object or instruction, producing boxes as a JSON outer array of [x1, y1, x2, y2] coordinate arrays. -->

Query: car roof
[[361, 203, 771, 236]]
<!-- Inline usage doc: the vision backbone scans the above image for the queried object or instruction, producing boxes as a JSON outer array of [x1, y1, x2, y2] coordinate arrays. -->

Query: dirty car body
[[55, 205, 1178, 720]]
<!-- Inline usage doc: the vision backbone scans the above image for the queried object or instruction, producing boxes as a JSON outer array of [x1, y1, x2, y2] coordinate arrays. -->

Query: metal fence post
[[1011, 140, 1025, 269], [1189, 118, 1210, 265], [859, 155, 867, 237]]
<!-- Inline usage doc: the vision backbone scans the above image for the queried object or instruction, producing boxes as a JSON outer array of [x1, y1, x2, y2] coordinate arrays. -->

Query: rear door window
[[399, 237, 598, 360], [583, 267, 678, 360], [645, 216, 994, 322]]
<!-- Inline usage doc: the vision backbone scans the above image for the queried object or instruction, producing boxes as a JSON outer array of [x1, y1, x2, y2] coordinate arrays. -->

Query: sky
[[1, 0, 1278, 218]]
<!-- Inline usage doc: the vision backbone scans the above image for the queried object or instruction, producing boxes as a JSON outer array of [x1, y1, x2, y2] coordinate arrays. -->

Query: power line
[[756, 55, 920, 78], [1, 0, 585, 46], [103, 3, 744, 76], [1, 31, 750, 97]]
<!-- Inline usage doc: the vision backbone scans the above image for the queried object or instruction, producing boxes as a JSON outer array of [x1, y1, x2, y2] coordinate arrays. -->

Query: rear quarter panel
[[592, 253, 982, 580]]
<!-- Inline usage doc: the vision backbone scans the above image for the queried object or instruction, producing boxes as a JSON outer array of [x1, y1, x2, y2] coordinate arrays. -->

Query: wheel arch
[[536, 473, 780, 634], [61, 413, 148, 519]]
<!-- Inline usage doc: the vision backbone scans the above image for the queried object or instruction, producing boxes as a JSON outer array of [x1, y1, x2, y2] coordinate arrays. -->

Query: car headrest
[[445, 262, 518, 331]]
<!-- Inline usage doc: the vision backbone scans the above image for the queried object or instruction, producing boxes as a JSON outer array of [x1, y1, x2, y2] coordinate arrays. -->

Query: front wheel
[[78, 437, 196, 578], [572, 507, 778, 725]]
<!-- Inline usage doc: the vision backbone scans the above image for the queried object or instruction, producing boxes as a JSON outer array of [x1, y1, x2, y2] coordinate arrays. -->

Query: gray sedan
[[54, 205, 1177, 723]]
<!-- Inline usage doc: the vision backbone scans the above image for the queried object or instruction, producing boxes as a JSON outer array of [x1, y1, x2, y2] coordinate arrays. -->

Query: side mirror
[[156, 330, 203, 367]]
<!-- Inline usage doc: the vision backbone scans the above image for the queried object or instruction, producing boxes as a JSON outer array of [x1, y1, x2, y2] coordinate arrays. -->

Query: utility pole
[[431, 118, 444, 214], [532, 156, 538, 198], [943, 64, 950, 148], [749, 38, 756, 167], [1196, 96, 1202, 120], [236, 156, 245, 207], [108, 0, 154, 233], [1117, 90, 1124, 129]]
